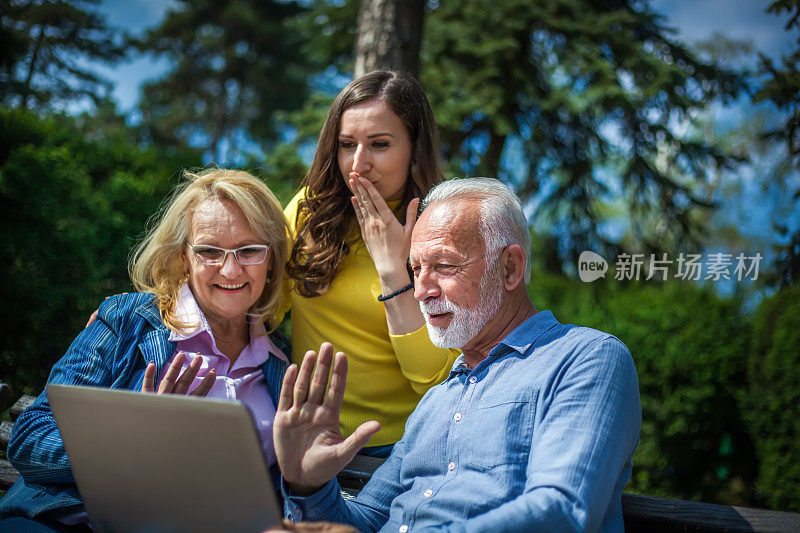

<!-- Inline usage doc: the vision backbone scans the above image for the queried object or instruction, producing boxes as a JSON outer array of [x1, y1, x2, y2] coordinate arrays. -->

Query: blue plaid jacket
[[0, 292, 288, 519]]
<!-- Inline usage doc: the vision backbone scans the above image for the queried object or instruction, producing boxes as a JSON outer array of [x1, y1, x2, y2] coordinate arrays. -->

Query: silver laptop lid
[[47, 383, 280, 533]]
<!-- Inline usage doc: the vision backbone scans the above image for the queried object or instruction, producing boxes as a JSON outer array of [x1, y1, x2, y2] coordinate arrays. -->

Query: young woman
[[281, 70, 459, 456]]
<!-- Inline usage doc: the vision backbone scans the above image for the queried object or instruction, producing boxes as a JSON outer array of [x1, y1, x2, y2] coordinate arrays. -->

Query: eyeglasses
[[186, 243, 270, 266]]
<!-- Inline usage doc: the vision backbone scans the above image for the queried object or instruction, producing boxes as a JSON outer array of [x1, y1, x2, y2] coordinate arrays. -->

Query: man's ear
[[499, 244, 527, 291]]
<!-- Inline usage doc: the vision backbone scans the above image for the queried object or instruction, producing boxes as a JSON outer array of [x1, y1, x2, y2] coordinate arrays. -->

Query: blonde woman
[[0, 169, 290, 531]]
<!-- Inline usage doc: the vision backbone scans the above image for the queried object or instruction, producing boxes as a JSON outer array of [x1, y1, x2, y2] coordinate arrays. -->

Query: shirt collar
[[494, 310, 559, 355], [448, 310, 560, 376], [168, 284, 213, 342]]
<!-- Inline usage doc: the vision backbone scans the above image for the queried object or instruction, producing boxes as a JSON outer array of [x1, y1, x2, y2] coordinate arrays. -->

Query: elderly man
[[274, 178, 641, 532]]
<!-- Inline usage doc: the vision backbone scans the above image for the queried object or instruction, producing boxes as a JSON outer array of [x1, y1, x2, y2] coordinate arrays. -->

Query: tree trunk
[[354, 0, 424, 78], [482, 131, 507, 178]]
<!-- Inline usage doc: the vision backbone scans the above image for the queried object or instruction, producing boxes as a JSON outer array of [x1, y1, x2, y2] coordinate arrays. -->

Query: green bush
[[744, 284, 800, 511], [0, 109, 197, 394], [530, 272, 755, 505]]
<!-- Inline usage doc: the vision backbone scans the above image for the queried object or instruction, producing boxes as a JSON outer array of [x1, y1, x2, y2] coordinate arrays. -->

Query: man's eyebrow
[[410, 249, 467, 263]]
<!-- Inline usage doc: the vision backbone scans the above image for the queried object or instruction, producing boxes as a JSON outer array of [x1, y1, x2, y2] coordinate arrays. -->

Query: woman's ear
[[180, 246, 190, 276], [499, 244, 527, 291]]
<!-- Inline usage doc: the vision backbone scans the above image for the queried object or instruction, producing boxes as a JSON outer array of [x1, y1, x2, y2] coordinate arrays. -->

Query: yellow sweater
[[280, 189, 459, 446]]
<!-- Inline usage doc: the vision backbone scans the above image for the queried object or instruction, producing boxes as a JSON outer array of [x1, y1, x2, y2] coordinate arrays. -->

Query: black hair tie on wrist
[[378, 282, 414, 302]]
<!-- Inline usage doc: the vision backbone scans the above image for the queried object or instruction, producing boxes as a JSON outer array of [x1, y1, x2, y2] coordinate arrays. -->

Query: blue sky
[[650, 0, 794, 58], [92, 0, 176, 112]]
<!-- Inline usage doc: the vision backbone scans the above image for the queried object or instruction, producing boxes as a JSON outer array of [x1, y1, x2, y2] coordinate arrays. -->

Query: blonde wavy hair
[[129, 168, 289, 332]]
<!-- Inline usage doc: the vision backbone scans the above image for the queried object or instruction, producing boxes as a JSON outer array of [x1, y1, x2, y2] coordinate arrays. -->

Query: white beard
[[420, 267, 505, 349]]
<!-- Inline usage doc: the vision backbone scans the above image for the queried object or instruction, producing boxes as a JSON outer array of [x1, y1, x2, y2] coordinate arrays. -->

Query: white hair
[[421, 177, 532, 284]]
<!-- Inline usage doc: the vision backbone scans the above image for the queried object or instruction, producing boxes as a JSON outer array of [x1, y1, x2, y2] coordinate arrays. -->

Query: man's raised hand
[[273, 342, 380, 496]]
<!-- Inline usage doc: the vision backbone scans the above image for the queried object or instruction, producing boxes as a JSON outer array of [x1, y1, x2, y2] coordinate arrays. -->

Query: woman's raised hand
[[348, 174, 419, 279], [348, 174, 427, 335], [273, 342, 380, 496], [141, 351, 216, 396]]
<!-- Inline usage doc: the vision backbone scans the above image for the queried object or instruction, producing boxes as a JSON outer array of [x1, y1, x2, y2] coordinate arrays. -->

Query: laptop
[[47, 384, 281, 533]]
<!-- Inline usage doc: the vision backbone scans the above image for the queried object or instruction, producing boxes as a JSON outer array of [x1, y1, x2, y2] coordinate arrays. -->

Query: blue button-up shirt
[[285, 311, 641, 532]]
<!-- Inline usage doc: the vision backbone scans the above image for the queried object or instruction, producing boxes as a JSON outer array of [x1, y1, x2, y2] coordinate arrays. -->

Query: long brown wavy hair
[[287, 70, 444, 297]]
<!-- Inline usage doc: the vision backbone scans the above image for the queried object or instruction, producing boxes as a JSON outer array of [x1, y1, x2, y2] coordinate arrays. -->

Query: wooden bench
[[3, 385, 800, 531], [0, 386, 34, 492]]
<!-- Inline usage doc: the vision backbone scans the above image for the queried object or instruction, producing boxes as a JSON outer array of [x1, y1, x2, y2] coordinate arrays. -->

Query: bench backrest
[[334, 454, 800, 532]]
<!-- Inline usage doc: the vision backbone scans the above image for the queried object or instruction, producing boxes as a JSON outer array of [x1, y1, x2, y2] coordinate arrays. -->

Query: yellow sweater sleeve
[[390, 327, 460, 395]]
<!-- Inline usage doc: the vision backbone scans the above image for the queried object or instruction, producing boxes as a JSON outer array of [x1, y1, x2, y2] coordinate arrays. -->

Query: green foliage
[[292, 0, 359, 73], [136, 0, 318, 162], [292, 0, 745, 264], [531, 272, 755, 504], [759, 0, 800, 165], [420, 0, 744, 263], [757, 0, 800, 287], [254, 143, 307, 205], [770, 228, 800, 287], [744, 284, 800, 511], [0, 0, 126, 110], [0, 109, 200, 394]]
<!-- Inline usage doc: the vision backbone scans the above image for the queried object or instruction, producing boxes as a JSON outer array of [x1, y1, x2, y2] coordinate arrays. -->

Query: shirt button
[[469, 376, 477, 384], [424, 489, 433, 497], [448, 461, 456, 471], [453, 412, 462, 422], [399, 526, 409, 533]]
